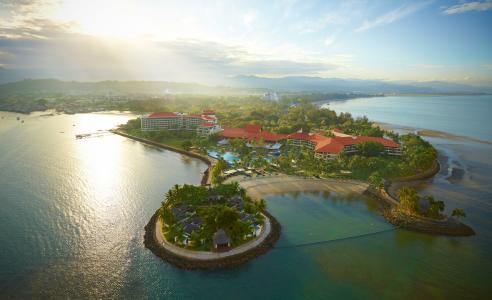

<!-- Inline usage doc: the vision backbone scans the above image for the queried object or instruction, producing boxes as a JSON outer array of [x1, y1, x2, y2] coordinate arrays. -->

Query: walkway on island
[[154, 214, 272, 260], [226, 175, 370, 200]]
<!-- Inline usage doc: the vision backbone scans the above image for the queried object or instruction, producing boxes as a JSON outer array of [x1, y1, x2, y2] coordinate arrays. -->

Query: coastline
[[230, 170, 475, 237], [111, 130, 216, 185], [374, 121, 492, 145], [114, 128, 474, 272], [143, 209, 281, 270]]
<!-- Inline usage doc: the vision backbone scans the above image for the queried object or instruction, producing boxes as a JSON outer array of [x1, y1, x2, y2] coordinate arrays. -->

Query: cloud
[[412, 64, 444, 69], [293, 14, 345, 34], [158, 40, 337, 76], [0, 18, 338, 83], [355, 1, 431, 32], [324, 36, 335, 46], [0, 18, 73, 39], [243, 10, 257, 27], [442, 1, 492, 15]]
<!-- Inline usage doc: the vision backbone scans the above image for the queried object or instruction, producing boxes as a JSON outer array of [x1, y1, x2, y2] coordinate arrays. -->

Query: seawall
[[143, 209, 281, 270], [112, 130, 216, 185]]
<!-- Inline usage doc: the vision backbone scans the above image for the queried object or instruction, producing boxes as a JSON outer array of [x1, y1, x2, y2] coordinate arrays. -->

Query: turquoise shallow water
[[323, 95, 492, 141], [1, 111, 491, 299]]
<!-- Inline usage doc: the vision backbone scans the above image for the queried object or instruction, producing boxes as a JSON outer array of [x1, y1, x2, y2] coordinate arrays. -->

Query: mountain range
[[0, 76, 490, 97]]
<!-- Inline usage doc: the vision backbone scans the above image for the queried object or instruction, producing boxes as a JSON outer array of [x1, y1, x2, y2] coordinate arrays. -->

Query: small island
[[144, 182, 281, 270], [383, 187, 475, 236], [160, 182, 267, 250]]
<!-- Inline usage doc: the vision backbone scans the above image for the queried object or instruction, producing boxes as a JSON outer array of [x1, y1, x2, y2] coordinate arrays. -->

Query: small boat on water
[[21, 120, 24, 123], [75, 133, 90, 139], [16, 117, 20, 121]]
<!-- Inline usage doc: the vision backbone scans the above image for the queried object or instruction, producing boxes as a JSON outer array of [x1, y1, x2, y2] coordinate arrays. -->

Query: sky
[[0, 0, 491, 85]]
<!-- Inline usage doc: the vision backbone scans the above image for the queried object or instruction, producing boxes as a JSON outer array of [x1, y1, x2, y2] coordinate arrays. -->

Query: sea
[[1, 95, 491, 299]]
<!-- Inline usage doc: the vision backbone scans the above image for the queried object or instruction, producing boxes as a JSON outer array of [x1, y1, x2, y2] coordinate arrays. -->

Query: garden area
[[158, 182, 267, 251], [117, 100, 438, 184]]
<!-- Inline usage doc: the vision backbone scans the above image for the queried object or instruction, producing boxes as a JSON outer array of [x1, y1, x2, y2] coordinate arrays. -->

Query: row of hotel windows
[[287, 138, 402, 158], [141, 117, 212, 131]]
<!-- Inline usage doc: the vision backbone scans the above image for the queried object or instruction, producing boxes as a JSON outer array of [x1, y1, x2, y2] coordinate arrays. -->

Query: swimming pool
[[207, 150, 240, 164]]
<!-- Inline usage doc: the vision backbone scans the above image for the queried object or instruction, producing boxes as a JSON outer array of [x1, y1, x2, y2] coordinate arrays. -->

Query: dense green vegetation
[[159, 183, 266, 250], [118, 100, 437, 182], [397, 187, 466, 220]]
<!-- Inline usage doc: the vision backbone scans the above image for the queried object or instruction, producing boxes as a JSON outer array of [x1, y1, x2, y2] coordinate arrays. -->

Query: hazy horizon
[[1, 0, 492, 86]]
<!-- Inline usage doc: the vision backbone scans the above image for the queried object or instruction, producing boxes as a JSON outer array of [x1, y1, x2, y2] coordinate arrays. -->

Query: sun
[[54, 0, 159, 39]]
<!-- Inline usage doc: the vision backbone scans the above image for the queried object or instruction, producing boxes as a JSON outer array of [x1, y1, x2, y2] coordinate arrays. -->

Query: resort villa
[[140, 110, 222, 136], [140, 110, 401, 159], [220, 124, 402, 159]]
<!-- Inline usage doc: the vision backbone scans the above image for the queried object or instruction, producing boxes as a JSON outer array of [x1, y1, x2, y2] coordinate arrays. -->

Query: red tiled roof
[[220, 124, 400, 154], [148, 112, 216, 121], [188, 114, 203, 118], [148, 112, 179, 118], [245, 124, 262, 133], [315, 138, 345, 153], [199, 123, 215, 127], [259, 131, 288, 142], [355, 136, 400, 148], [201, 115, 217, 121], [221, 127, 250, 139], [221, 125, 286, 142], [286, 132, 312, 140]]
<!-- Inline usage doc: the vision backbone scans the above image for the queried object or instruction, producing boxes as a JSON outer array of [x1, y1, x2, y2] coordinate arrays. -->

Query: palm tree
[[256, 199, 267, 212], [452, 208, 466, 219], [398, 187, 420, 214]]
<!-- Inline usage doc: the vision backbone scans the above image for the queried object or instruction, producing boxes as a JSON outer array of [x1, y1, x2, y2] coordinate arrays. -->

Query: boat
[[16, 117, 20, 121], [75, 133, 90, 139]]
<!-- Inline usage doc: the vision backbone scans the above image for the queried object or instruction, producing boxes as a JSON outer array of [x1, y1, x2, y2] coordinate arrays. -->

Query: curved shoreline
[[231, 172, 475, 237], [383, 208, 475, 236], [155, 213, 271, 260], [144, 209, 281, 270], [114, 129, 474, 271], [227, 175, 370, 199], [111, 130, 216, 185]]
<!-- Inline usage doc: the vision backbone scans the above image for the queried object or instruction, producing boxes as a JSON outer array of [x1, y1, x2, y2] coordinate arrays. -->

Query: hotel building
[[140, 110, 222, 136], [220, 124, 402, 159]]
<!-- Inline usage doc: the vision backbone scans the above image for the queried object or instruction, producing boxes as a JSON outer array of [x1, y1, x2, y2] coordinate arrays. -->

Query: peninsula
[[114, 100, 475, 269]]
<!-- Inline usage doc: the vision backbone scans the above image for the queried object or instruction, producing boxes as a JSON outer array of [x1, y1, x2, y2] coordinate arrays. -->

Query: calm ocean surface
[[322, 95, 492, 141], [1, 107, 491, 299]]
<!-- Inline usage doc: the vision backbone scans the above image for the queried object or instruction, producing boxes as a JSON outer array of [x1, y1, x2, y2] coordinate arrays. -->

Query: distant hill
[[0, 77, 490, 97], [227, 75, 492, 94], [0, 79, 238, 96]]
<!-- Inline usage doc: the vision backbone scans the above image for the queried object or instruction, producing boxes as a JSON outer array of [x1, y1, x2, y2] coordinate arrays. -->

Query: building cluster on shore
[[140, 110, 222, 136], [141, 110, 401, 159], [169, 199, 261, 250], [220, 124, 402, 159]]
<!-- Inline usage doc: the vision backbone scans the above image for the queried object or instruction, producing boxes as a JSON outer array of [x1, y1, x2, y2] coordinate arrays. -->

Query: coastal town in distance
[[1, 0, 492, 299]]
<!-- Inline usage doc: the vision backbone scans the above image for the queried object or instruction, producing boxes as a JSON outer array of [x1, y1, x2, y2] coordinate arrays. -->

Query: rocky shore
[[366, 160, 476, 236], [143, 209, 281, 270], [384, 208, 475, 236]]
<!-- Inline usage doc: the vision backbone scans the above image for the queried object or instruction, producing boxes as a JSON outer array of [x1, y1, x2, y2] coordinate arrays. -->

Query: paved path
[[226, 175, 369, 200], [154, 214, 271, 260]]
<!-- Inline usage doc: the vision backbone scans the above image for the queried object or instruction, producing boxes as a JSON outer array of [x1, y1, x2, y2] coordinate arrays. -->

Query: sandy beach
[[226, 175, 370, 199], [374, 121, 492, 145]]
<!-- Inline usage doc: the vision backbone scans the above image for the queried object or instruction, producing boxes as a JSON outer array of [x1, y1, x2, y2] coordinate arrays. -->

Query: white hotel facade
[[140, 110, 222, 136]]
